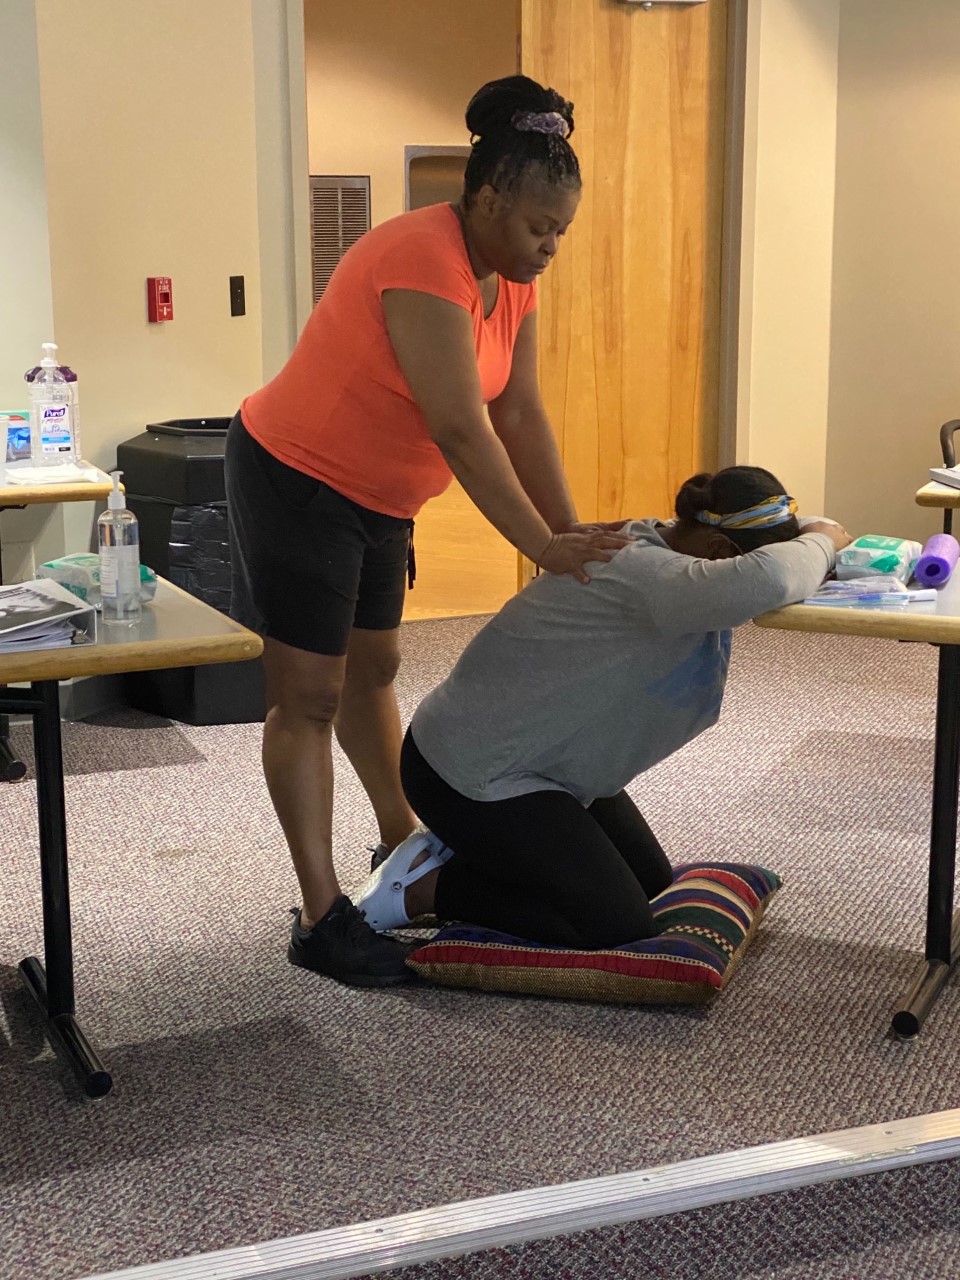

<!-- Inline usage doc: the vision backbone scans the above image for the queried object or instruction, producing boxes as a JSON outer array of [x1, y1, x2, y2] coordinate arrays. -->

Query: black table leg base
[[18, 956, 113, 1098], [891, 910, 960, 1040], [0, 732, 27, 783]]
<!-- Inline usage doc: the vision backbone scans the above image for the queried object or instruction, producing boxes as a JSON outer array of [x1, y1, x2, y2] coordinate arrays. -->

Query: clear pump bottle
[[98, 470, 141, 625], [28, 343, 78, 467], [25, 342, 81, 461]]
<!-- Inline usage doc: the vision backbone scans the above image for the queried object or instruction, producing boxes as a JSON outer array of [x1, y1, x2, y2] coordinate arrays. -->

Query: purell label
[[40, 403, 73, 452]]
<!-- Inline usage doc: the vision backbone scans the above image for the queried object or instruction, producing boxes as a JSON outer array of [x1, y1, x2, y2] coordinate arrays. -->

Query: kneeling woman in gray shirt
[[357, 466, 851, 949]]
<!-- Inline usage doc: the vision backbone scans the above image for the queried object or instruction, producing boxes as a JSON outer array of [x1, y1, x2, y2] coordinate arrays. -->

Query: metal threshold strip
[[81, 1108, 960, 1280]]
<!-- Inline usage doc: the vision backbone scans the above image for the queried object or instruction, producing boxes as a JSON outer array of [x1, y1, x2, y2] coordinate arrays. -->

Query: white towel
[[4, 461, 103, 486]]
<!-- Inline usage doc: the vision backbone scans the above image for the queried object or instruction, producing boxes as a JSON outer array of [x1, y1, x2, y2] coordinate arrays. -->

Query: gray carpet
[[358, 1160, 960, 1280], [1, 617, 958, 1280]]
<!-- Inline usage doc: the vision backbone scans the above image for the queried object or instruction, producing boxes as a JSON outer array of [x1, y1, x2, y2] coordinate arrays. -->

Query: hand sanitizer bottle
[[25, 343, 81, 461], [28, 342, 78, 467], [98, 471, 141, 626]]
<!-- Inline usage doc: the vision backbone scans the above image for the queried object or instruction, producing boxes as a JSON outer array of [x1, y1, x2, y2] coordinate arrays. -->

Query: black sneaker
[[288, 895, 417, 987]]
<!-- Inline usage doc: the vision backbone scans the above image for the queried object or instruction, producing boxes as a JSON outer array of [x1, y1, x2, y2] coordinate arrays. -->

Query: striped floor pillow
[[405, 863, 781, 1006]]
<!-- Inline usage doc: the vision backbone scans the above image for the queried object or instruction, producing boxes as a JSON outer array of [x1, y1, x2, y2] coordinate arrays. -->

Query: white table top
[[755, 567, 960, 644]]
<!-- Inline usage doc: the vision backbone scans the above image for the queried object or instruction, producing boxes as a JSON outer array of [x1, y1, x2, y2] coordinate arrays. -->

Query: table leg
[[0, 712, 28, 782], [15, 679, 112, 1097], [892, 644, 960, 1038]]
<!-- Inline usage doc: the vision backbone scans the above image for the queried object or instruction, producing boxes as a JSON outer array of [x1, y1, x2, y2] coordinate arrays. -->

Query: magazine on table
[[0, 579, 94, 651]]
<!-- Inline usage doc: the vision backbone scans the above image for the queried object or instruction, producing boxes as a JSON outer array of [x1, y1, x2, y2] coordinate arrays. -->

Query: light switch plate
[[229, 275, 245, 317]]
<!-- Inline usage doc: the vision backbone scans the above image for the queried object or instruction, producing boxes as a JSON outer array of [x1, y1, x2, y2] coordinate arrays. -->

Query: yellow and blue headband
[[695, 495, 797, 531]]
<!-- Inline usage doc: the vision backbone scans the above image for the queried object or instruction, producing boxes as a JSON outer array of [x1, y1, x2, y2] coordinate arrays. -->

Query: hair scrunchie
[[511, 109, 571, 139]]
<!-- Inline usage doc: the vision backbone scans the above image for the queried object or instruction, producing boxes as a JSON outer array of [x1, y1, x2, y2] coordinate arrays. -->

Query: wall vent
[[309, 176, 371, 303]]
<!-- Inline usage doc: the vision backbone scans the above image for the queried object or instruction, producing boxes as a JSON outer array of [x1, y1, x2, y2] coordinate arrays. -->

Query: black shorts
[[224, 413, 413, 656]]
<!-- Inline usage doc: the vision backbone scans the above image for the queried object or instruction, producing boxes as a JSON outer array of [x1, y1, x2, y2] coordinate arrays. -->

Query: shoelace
[[289, 900, 375, 940], [332, 899, 379, 946]]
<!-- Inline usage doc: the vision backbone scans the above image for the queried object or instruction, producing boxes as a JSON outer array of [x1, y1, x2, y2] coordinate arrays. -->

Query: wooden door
[[523, 0, 727, 525]]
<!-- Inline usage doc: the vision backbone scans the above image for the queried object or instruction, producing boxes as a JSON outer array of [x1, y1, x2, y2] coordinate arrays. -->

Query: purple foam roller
[[915, 533, 960, 587]]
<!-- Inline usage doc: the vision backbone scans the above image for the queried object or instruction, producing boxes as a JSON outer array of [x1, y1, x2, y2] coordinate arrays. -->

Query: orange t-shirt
[[241, 203, 537, 519]]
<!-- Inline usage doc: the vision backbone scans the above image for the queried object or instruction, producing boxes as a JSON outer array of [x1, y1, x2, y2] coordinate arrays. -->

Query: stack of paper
[[929, 466, 960, 491], [0, 579, 93, 652]]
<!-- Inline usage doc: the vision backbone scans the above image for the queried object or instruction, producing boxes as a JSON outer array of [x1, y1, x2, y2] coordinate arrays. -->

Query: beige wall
[[303, 0, 517, 226], [737, 0, 840, 516], [0, 1, 54, 411], [0, 1, 58, 580], [825, 0, 960, 543], [35, 0, 265, 472]]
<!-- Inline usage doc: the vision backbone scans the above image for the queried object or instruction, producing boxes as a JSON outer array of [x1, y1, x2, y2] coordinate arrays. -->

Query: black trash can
[[116, 418, 265, 725]]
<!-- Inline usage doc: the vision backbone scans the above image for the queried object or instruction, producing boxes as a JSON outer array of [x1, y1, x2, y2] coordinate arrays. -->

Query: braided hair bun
[[674, 472, 716, 524], [463, 76, 580, 202], [466, 75, 575, 140]]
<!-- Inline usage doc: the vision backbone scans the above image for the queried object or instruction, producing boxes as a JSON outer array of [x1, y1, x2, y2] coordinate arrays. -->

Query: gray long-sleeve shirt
[[410, 521, 836, 805]]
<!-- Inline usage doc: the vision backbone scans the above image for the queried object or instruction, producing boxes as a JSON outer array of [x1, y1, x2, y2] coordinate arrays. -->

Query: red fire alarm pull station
[[147, 276, 173, 322]]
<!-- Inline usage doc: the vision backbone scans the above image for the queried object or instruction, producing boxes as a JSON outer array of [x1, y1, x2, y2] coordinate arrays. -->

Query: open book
[[0, 579, 93, 652]]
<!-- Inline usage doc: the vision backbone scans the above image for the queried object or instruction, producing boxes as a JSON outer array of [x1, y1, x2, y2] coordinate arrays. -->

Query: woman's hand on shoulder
[[537, 525, 633, 584], [802, 520, 853, 551]]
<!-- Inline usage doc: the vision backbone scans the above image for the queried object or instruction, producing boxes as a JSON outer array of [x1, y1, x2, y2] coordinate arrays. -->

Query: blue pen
[[803, 590, 934, 606], [802, 595, 902, 606], [858, 589, 937, 603]]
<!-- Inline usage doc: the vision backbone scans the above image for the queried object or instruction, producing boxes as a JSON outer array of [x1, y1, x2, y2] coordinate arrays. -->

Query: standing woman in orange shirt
[[225, 74, 626, 988]]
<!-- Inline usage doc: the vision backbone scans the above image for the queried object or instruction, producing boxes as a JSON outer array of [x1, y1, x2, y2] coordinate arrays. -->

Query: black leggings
[[401, 730, 673, 948]]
